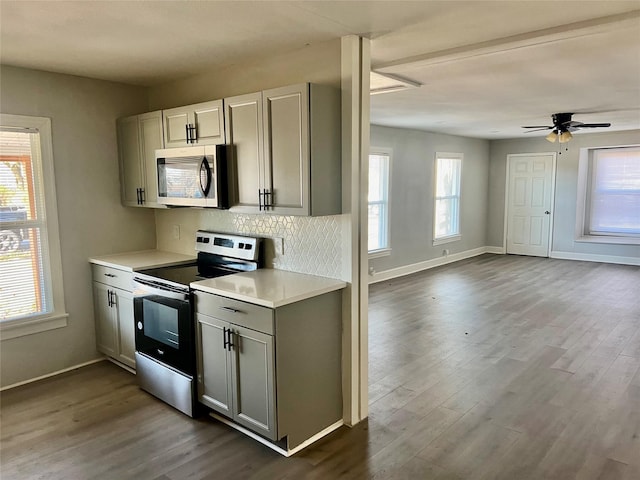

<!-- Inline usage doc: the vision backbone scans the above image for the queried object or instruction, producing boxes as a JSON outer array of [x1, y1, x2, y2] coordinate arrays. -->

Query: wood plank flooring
[[2, 254, 639, 479]]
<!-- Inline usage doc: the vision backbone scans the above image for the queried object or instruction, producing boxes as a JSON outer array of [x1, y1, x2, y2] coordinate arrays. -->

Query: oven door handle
[[133, 278, 189, 301]]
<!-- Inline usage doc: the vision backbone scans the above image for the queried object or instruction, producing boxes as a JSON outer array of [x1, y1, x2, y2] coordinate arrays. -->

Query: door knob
[[545, 211, 550, 214]]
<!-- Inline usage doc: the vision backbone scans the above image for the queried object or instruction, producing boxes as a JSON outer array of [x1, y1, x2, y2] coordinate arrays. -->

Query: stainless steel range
[[132, 231, 262, 416]]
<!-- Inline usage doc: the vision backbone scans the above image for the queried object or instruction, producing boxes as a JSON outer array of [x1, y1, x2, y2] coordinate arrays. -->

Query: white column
[[341, 35, 370, 425]]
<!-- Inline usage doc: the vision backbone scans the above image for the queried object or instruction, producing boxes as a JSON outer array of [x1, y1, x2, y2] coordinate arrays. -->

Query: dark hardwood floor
[[1, 254, 639, 479]]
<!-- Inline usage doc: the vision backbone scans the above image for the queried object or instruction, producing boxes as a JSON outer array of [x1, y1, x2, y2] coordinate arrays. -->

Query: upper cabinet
[[224, 92, 264, 211], [225, 83, 341, 216], [117, 111, 165, 208], [163, 100, 225, 148]]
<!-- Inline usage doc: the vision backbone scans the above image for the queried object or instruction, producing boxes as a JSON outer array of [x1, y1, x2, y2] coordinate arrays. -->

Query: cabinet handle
[[104, 273, 116, 278], [219, 306, 241, 314], [186, 123, 197, 144], [264, 189, 273, 210], [185, 124, 191, 144], [258, 189, 264, 211], [223, 327, 229, 350], [107, 290, 112, 307], [140, 188, 145, 204], [228, 329, 235, 350]]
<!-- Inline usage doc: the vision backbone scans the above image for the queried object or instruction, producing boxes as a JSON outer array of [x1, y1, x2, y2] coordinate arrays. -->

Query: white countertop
[[191, 269, 347, 308], [89, 250, 196, 271]]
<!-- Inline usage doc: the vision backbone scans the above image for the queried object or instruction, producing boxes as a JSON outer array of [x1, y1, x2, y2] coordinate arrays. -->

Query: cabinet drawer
[[194, 291, 273, 335], [92, 265, 133, 291]]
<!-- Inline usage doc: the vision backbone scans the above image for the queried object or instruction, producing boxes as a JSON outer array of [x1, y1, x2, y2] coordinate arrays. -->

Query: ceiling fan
[[523, 112, 611, 143]]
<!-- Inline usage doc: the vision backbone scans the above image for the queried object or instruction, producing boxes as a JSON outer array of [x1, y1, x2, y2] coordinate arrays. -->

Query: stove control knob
[[137, 321, 143, 330], [197, 236, 203, 243]]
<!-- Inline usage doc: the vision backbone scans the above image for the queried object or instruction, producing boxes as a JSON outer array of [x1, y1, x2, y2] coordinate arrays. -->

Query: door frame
[[502, 152, 557, 257]]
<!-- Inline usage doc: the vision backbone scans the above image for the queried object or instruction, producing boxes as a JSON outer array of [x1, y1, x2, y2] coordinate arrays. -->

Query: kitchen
[[2, 1, 639, 477], [0, 36, 368, 434]]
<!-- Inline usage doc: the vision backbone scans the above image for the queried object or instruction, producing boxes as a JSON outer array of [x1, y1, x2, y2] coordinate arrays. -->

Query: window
[[0, 114, 67, 340], [433, 152, 462, 244], [587, 146, 640, 237], [368, 149, 391, 254]]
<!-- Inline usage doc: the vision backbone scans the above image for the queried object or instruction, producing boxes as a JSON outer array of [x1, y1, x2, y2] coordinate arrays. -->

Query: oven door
[[134, 289, 194, 375]]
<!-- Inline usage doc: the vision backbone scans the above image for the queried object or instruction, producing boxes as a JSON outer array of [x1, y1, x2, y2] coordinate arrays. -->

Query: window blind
[[0, 129, 52, 321], [589, 147, 640, 236]]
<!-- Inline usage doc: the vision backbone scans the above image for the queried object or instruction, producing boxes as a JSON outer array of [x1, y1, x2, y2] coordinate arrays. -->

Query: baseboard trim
[[210, 413, 344, 457], [550, 251, 640, 266], [485, 246, 506, 254], [0, 357, 106, 391], [369, 246, 492, 284]]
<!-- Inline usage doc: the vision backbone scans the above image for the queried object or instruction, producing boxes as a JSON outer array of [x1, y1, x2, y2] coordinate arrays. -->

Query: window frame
[[368, 147, 392, 257], [433, 152, 463, 246], [575, 144, 640, 245], [0, 114, 67, 340]]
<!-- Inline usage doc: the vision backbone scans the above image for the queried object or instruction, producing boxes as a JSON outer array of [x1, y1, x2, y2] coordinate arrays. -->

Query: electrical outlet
[[274, 237, 284, 255], [172, 224, 180, 240]]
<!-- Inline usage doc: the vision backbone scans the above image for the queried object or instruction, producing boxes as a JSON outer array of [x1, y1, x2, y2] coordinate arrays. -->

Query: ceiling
[[1, 1, 639, 140]]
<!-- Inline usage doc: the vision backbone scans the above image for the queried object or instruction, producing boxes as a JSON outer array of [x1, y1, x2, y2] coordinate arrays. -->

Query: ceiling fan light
[[559, 131, 573, 143], [546, 130, 558, 143]]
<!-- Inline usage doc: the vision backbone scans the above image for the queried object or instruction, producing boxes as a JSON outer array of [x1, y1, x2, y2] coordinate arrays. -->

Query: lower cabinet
[[92, 265, 136, 369], [194, 289, 342, 449], [197, 314, 276, 439]]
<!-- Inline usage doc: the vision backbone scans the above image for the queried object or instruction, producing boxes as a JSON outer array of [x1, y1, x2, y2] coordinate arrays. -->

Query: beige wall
[[149, 39, 350, 280], [149, 39, 341, 109], [0, 66, 157, 387]]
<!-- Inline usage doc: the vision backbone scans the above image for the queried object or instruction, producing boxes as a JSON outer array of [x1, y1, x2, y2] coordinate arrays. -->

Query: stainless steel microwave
[[156, 145, 231, 208]]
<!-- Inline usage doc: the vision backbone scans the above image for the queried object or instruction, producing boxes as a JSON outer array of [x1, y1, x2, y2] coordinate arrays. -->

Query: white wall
[[369, 125, 490, 274], [0, 66, 157, 388], [488, 130, 640, 262]]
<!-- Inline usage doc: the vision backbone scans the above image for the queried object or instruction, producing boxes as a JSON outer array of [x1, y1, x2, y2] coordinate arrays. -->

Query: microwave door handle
[[200, 157, 212, 196]]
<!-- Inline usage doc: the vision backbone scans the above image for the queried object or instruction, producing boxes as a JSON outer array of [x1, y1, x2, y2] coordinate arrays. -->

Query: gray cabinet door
[[114, 288, 135, 368], [192, 100, 225, 145], [163, 106, 190, 147], [117, 115, 143, 207], [138, 111, 164, 208], [225, 92, 263, 212], [197, 314, 233, 417], [262, 83, 309, 215], [230, 325, 276, 440], [93, 282, 117, 357]]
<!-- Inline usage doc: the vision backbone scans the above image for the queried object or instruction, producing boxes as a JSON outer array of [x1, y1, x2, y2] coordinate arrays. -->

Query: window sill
[[368, 248, 392, 259], [0, 312, 68, 341], [575, 235, 640, 246], [433, 235, 461, 246]]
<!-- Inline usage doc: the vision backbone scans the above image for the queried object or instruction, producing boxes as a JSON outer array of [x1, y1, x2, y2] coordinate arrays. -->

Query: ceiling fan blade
[[576, 123, 611, 128], [524, 127, 553, 133], [522, 125, 552, 129]]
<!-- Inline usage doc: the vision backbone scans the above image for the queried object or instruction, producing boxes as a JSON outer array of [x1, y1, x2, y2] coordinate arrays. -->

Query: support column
[[341, 35, 370, 425]]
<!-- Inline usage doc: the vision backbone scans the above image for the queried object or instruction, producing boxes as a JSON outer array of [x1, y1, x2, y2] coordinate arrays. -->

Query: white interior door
[[506, 153, 556, 257]]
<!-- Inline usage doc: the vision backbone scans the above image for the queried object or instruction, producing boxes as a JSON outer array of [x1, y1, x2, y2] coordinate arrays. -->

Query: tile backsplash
[[155, 209, 350, 280]]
